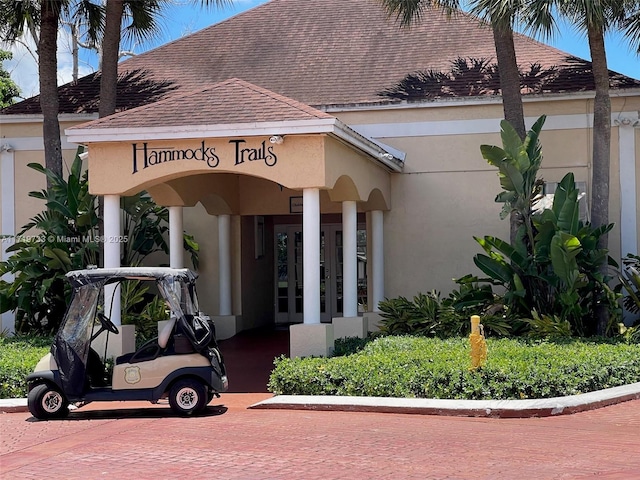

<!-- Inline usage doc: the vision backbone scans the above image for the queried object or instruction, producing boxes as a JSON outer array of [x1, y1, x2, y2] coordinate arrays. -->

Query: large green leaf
[[550, 232, 582, 287], [43, 247, 72, 272], [473, 254, 513, 285], [480, 144, 507, 167], [523, 115, 546, 166]]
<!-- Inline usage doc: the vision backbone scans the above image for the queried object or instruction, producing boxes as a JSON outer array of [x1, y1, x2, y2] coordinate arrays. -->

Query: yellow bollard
[[469, 315, 487, 370]]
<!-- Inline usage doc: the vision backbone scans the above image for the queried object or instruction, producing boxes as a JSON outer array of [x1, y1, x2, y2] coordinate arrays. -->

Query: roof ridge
[[230, 79, 331, 118]]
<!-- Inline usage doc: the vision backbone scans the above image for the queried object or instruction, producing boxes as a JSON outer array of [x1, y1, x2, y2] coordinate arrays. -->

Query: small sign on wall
[[289, 196, 303, 214]]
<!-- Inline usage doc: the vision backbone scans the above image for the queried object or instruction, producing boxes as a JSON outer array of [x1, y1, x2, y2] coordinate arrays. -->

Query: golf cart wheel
[[169, 379, 207, 416], [28, 384, 70, 420]]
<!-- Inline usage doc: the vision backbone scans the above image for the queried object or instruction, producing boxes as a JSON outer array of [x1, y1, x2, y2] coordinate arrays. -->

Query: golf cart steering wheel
[[97, 312, 119, 334]]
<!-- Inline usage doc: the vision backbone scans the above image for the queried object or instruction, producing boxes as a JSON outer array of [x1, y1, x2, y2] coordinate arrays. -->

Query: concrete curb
[[4, 382, 639, 417], [248, 382, 640, 418], [0, 398, 27, 414]]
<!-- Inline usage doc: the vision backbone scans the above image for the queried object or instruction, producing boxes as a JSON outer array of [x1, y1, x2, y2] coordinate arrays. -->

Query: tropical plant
[[0, 148, 100, 333], [378, 284, 511, 338], [471, 115, 620, 336], [121, 192, 199, 269], [0, 148, 199, 334], [522, 0, 640, 334], [120, 279, 169, 347], [619, 254, 640, 318]]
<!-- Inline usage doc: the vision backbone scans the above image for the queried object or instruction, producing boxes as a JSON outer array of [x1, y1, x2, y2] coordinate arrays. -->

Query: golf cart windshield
[[53, 284, 101, 397], [157, 275, 199, 318]]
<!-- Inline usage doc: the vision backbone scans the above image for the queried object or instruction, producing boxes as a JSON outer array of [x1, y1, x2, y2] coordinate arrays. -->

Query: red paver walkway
[[2, 395, 639, 479]]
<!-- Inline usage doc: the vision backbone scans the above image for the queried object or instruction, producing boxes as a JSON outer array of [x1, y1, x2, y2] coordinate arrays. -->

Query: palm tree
[[0, 0, 102, 186], [379, 0, 527, 243], [0, 0, 62, 183], [99, 0, 166, 117], [98, 0, 231, 118], [523, 0, 640, 334]]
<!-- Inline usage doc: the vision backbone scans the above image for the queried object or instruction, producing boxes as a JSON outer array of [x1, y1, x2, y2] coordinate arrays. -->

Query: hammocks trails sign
[[132, 139, 278, 174]]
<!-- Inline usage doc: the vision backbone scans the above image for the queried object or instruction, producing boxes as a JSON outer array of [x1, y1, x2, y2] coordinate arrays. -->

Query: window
[[536, 181, 588, 222]]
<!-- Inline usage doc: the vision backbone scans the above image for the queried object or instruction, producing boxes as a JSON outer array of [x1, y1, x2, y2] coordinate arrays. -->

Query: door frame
[[274, 223, 365, 324]]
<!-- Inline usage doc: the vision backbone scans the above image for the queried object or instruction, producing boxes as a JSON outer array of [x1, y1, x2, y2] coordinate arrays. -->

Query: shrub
[[378, 282, 511, 339], [269, 336, 640, 399], [0, 336, 51, 398]]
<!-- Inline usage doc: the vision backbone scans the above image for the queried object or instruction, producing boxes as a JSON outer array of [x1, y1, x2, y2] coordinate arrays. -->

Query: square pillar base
[[332, 316, 368, 340], [93, 324, 136, 359], [290, 323, 334, 358], [211, 315, 240, 340], [364, 312, 384, 333]]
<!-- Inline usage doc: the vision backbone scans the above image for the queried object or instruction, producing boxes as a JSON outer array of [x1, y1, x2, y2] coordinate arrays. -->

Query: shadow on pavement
[[25, 404, 228, 422], [218, 326, 289, 393]]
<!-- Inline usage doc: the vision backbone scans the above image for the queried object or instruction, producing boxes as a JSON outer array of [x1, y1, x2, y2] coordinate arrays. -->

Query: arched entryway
[[65, 78, 404, 359]]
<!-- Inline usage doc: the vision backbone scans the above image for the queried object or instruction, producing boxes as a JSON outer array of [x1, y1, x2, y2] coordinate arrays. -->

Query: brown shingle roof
[[73, 78, 333, 129], [3, 0, 639, 115]]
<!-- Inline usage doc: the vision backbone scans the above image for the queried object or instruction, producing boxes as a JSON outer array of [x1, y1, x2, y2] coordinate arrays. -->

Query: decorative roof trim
[[322, 88, 640, 113], [0, 113, 98, 124], [65, 117, 404, 172]]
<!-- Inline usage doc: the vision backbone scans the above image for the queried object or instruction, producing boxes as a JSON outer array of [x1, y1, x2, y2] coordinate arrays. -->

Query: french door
[[275, 224, 366, 324]]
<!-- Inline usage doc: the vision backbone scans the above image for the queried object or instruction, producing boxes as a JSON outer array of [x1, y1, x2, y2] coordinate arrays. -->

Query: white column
[[618, 119, 638, 257], [103, 194, 121, 325], [169, 206, 184, 268], [303, 188, 321, 324], [371, 210, 384, 312], [218, 214, 232, 316], [342, 200, 358, 317], [1, 144, 15, 334]]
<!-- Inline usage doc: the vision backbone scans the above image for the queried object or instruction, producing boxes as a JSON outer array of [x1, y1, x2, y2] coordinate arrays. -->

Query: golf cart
[[27, 267, 228, 419]]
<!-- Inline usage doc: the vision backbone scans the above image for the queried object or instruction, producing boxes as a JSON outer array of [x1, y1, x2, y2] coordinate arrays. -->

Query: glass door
[[274, 224, 366, 323], [275, 226, 331, 323]]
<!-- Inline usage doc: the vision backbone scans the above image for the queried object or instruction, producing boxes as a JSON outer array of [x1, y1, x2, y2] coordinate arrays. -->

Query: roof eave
[[65, 118, 338, 143], [64, 117, 405, 171]]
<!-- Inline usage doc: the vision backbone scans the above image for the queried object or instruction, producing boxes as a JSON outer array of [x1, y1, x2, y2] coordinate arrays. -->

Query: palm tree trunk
[[587, 24, 611, 336], [492, 23, 526, 246], [99, 0, 124, 118], [492, 24, 526, 139], [38, 0, 63, 188]]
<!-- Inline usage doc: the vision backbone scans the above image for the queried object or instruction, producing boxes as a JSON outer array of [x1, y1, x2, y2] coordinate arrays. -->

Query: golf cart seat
[[115, 317, 177, 365], [114, 317, 196, 365]]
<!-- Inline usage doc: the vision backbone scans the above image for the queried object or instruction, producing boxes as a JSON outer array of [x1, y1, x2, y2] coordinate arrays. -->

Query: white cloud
[[2, 29, 97, 101]]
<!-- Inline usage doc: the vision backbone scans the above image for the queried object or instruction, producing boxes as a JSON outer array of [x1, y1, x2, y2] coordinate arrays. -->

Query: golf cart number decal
[[124, 366, 141, 384]]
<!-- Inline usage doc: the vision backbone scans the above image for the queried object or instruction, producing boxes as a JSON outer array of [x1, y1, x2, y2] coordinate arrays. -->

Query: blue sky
[[5, 0, 639, 99]]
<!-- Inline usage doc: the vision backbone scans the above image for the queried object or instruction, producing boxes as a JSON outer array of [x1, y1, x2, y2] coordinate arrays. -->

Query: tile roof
[[72, 78, 333, 129], [3, 0, 639, 116]]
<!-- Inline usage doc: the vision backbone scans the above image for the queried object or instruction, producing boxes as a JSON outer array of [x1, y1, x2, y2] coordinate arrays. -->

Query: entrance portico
[[65, 79, 403, 357]]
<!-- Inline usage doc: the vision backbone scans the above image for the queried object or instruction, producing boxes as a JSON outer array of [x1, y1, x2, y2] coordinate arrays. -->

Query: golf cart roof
[[66, 267, 198, 287]]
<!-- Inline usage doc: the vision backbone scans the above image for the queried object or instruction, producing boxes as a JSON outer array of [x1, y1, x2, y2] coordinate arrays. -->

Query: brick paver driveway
[[2, 394, 639, 479]]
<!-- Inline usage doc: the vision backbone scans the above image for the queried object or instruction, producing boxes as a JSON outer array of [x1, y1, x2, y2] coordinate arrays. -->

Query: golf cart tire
[[28, 383, 70, 420], [169, 378, 207, 416]]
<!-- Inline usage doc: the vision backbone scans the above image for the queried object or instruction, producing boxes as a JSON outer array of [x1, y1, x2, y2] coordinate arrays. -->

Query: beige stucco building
[[1, 0, 639, 355]]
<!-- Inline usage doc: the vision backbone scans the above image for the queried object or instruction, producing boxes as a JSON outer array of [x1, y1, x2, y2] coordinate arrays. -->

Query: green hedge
[[0, 336, 51, 398], [268, 336, 640, 400]]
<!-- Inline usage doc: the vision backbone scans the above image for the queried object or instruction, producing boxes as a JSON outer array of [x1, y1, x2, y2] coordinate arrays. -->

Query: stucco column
[[1, 144, 15, 334], [218, 214, 232, 316], [103, 194, 121, 325], [169, 206, 184, 269], [342, 200, 358, 317], [303, 188, 320, 324], [371, 209, 384, 312], [617, 118, 638, 257]]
